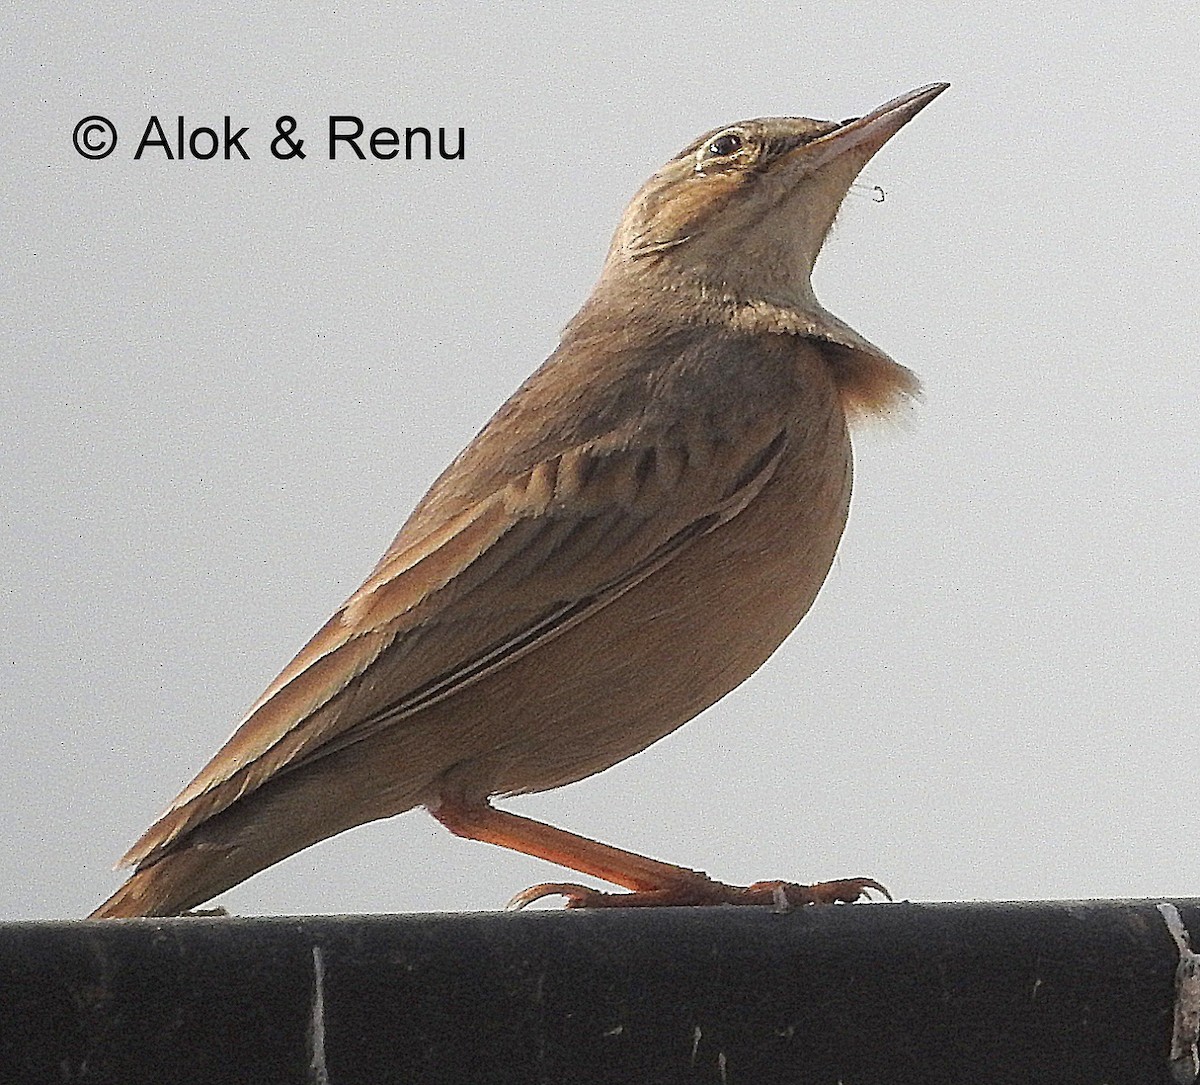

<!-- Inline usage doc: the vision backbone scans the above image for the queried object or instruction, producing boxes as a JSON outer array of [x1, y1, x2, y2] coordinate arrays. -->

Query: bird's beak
[[793, 83, 950, 176], [730, 82, 948, 371], [602, 83, 948, 355], [732, 82, 947, 298]]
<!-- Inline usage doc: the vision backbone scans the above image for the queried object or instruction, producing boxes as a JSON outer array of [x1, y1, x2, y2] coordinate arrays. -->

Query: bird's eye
[[705, 132, 743, 158]]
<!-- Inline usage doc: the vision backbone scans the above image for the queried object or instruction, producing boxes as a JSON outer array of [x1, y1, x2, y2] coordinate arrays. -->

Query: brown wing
[[121, 418, 790, 868]]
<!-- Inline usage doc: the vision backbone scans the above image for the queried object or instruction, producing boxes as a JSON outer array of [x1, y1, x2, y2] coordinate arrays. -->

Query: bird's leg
[[430, 799, 710, 893], [429, 800, 888, 909]]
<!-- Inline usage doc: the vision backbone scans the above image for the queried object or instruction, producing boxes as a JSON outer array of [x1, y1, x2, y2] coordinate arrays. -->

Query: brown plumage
[[91, 83, 947, 918]]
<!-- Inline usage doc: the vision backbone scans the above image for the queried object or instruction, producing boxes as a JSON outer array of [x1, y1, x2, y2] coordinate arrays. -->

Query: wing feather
[[121, 420, 790, 868]]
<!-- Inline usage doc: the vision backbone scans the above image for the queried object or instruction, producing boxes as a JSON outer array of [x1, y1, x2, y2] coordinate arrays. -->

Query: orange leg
[[429, 800, 888, 910]]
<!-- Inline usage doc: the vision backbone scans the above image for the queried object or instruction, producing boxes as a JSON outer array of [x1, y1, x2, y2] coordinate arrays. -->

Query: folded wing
[[121, 417, 790, 869]]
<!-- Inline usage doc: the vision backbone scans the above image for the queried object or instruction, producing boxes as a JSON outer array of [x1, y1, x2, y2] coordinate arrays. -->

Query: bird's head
[[598, 84, 948, 335]]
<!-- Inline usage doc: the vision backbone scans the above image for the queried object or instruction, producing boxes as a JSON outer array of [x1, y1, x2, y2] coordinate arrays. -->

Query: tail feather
[[90, 845, 236, 918], [89, 742, 431, 918]]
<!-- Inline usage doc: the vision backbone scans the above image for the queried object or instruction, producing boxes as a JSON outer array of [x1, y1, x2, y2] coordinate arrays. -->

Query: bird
[[90, 82, 948, 919]]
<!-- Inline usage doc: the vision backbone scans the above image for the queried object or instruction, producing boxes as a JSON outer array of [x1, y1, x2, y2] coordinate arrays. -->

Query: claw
[[743, 876, 891, 907], [508, 874, 892, 910], [507, 882, 600, 910]]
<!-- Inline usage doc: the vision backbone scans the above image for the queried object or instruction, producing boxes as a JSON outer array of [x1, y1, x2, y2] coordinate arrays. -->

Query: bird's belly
[[420, 416, 854, 804]]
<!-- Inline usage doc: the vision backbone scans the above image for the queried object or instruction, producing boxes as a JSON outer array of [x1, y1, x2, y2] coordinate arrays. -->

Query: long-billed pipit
[[91, 83, 947, 918]]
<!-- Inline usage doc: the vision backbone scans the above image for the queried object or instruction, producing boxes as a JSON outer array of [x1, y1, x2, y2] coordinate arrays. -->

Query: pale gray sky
[[4, 3, 1198, 920]]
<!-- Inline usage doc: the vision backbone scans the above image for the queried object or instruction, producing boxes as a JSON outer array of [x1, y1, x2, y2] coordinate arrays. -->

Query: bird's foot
[[508, 875, 889, 911], [743, 877, 891, 912]]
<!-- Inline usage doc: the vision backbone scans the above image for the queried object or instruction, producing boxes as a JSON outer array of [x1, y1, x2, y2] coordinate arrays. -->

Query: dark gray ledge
[[2, 898, 1199, 1085]]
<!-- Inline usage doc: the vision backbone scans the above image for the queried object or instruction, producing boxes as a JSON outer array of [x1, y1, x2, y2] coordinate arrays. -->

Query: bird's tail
[[89, 751, 430, 918], [90, 843, 243, 918]]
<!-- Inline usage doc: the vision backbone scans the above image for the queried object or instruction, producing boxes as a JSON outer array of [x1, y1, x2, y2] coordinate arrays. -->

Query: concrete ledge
[[2, 899, 1198, 1084]]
